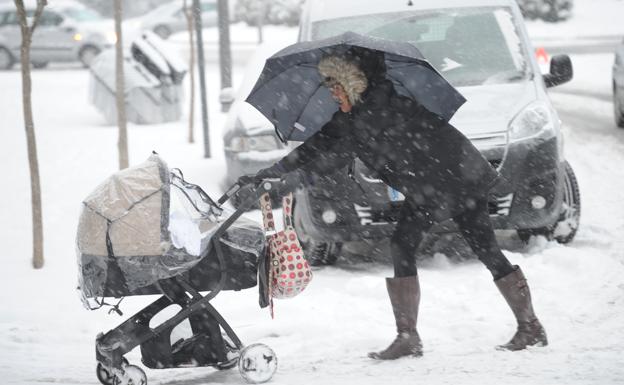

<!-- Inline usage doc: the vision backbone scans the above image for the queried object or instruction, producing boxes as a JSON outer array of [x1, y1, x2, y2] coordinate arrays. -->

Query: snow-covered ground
[[2, 1, 624, 384]]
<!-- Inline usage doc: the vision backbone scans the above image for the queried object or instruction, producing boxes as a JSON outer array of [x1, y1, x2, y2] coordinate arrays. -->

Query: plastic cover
[[77, 155, 264, 301]]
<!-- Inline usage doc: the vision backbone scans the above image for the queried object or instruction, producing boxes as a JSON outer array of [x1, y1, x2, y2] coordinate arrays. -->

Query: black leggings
[[391, 196, 514, 280]]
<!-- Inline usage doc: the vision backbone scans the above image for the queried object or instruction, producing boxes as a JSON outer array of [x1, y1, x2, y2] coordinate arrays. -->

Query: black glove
[[237, 163, 285, 187]]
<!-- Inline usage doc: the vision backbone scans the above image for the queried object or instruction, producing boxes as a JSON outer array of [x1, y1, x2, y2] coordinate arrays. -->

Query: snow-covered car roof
[[306, 0, 518, 22]]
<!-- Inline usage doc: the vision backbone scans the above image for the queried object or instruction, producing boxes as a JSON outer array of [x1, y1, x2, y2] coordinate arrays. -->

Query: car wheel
[[518, 161, 580, 244], [0, 47, 14, 70], [293, 201, 342, 266], [32, 61, 49, 69], [614, 83, 624, 128], [302, 238, 343, 266], [154, 25, 172, 39], [79, 45, 101, 68]]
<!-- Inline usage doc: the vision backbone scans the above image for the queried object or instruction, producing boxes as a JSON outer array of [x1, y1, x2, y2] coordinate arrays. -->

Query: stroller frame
[[95, 180, 280, 383]]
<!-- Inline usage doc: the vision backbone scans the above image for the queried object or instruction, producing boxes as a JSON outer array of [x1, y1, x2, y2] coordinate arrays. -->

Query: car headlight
[[508, 102, 555, 142], [228, 134, 279, 152]]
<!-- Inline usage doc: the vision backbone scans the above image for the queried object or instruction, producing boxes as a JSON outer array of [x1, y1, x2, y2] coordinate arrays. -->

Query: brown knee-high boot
[[495, 266, 548, 351], [368, 275, 423, 360]]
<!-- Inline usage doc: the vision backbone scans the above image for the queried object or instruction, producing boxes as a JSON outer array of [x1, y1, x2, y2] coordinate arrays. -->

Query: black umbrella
[[246, 31, 466, 142]]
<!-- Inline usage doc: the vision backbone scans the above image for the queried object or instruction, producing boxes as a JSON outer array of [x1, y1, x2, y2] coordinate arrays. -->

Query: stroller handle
[[217, 178, 282, 206]]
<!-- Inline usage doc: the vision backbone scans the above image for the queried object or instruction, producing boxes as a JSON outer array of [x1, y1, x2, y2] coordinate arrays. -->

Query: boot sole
[[368, 351, 423, 360], [495, 339, 548, 351]]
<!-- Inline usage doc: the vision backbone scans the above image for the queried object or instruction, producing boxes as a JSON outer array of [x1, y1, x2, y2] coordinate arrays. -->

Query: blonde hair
[[318, 56, 368, 104]]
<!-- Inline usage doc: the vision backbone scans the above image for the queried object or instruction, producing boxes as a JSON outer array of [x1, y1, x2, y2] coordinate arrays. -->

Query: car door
[[31, 10, 75, 62], [0, 10, 24, 60]]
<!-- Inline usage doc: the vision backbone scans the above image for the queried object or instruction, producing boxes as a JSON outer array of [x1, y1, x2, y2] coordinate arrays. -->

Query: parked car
[[0, 1, 115, 69], [517, 0, 573, 22], [139, 0, 219, 40], [294, 0, 581, 265], [614, 37, 624, 128], [220, 42, 290, 207]]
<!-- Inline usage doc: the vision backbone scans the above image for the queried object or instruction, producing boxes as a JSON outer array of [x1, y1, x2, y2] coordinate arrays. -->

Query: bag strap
[[259, 193, 276, 233], [282, 193, 294, 228]]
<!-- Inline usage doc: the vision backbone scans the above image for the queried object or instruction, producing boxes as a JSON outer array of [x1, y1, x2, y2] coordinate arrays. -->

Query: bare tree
[[183, 0, 195, 143], [14, 0, 47, 269], [114, 0, 129, 169]]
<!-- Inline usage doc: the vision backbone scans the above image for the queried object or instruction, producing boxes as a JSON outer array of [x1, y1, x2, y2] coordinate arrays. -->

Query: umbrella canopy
[[246, 31, 466, 142]]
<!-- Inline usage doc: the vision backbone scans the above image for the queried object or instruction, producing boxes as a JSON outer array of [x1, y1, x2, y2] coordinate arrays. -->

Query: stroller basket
[[76, 154, 280, 384]]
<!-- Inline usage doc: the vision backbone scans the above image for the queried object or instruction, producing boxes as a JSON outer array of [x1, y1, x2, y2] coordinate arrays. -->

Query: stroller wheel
[[238, 343, 277, 384], [96, 358, 129, 385], [114, 364, 147, 385]]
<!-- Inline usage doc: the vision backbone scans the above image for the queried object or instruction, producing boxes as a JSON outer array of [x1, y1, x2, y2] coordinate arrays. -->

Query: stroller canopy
[[77, 155, 264, 299]]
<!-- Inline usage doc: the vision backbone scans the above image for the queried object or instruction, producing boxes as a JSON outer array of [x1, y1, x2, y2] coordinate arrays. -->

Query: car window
[[39, 10, 64, 26], [62, 7, 102, 22], [2, 10, 25, 25], [311, 7, 531, 87], [201, 3, 216, 12]]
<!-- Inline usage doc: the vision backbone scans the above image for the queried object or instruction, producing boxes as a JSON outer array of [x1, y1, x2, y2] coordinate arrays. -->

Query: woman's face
[[328, 83, 349, 106]]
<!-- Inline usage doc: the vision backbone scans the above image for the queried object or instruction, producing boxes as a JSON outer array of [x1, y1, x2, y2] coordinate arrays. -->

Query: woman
[[241, 49, 547, 360]]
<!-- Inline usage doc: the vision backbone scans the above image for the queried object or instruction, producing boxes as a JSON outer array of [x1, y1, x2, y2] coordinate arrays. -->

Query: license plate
[[387, 187, 405, 202]]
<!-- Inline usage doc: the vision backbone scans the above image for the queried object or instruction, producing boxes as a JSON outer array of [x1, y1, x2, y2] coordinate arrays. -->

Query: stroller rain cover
[[77, 154, 264, 302]]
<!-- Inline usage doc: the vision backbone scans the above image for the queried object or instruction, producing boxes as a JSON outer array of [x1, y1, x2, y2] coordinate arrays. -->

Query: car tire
[[518, 161, 581, 244], [79, 45, 101, 68], [32, 61, 49, 69], [0, 47, 14, 70], [154, 25, 172, 39], [293, 200, 342, 266], [614, 83, 624, 128], [302, 239, 343, 266]]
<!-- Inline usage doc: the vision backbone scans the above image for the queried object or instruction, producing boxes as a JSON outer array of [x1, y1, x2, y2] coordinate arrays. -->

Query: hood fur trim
[[318, 56, 368, 104]]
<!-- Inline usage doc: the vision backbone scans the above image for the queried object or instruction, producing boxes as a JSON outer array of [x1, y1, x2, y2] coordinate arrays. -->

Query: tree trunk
[[114, 0, 129, 169], [193, 0, 211, 158], [184, 0, 195, 143], [15, 0, 46, 269], [217, 0, 232, 91]]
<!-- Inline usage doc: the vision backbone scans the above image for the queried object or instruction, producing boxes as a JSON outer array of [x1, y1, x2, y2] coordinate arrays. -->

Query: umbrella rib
[[285, 80, 325, 140]]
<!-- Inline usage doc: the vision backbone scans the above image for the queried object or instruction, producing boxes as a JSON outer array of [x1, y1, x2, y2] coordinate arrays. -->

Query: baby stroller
[[76, 154, 281, 384]]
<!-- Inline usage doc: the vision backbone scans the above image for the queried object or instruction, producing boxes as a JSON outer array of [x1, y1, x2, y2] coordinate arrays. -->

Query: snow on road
[[1, 25, 624, 385]]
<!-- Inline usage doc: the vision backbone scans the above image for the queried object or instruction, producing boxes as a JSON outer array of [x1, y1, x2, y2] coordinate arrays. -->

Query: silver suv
[[294, 0, 581, 265], [0, 2, 115, 69]]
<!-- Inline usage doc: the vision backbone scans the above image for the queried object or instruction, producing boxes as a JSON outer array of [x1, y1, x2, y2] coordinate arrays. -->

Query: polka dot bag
[[260, 192, 312, 316]]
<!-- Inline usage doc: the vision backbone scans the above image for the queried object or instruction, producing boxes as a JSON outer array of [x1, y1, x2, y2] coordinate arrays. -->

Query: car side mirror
[[543, 54, 573, 88], [220, 87, 235, 112]]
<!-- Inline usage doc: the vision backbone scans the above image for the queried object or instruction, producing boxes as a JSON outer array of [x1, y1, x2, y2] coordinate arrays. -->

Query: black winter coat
[[276, 79, 499, 221]]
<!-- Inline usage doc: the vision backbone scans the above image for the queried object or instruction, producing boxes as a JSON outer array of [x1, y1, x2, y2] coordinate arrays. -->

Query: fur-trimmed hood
[[318, 56, 368, 105]]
